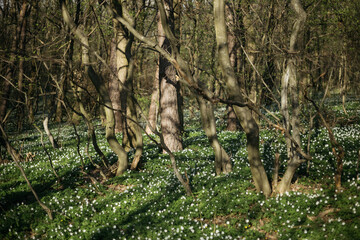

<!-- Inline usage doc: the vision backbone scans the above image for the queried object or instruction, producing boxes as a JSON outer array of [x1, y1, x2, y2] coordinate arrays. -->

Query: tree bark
[[145, 67, 159, 135], [277, 0, 307, 194], [43, 116, 59, 149], [111, 0, 143, 169], [60, 0, 128, 175], [214, 0, 271, 196], [158, 1, 183, 152], [109, 36, 123, 132], [198, 97, 232, 174]]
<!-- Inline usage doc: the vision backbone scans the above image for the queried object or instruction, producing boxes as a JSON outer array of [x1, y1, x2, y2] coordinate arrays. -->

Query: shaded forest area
[[1, 0, 360, 239]]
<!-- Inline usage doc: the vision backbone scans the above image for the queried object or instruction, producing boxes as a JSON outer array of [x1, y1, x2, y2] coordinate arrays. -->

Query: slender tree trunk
[[72, 83, 109, 168], [125, 60, 143, 170], [277, 0, 307, 194], [340, 54, 348, 115], [111, 2, 143, 169], [305, 94, 344, 190], [192, 3, 232, 174], [214, 0, 271, 196], [43, 116, 59, 149], [225, 5, 239, 132], [145, 67, 159, 135], [55, 69, 66, 123], [198, 97, 232, 174], [109, 36, 123, 132], [243, 1, 261, 126], [0, 124, 53, 220], [60, 0, 128, 176], [0, 79, 11, 123], [16, 0, 29, 131]]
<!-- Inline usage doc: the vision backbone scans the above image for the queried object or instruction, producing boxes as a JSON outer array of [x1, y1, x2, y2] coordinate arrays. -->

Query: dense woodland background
[[1, 0, 360, 239]]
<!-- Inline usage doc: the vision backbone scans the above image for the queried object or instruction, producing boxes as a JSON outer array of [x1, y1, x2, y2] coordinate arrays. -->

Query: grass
[[0, 104, 360, 239]]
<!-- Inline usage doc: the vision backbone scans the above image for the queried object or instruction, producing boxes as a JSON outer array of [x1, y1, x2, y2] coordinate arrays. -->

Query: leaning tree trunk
[[0, 124, 53, 220], [43, 116, 59, 149], [214, 0, 271, 196], [60, 0, 128, 175], [72, 83, 109, 168], [277, 0, 307, 194]]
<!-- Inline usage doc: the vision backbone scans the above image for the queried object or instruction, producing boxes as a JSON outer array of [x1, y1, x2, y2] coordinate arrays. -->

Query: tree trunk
[[43, 116, 59, 149], [225, 6, 240, 132], [16, 0, 29, 131], [0, 124, 53, 220], [198, 97, 232, 174], [72, 83, 109, 168], [277, 0, 307, 194], [340, 54, 348, 115], [158, 4, 183, 152], [55, 69, 66, 123], [192, 2, 232, 174], [226, 105, 239, 131], [124, 60, 143, 170], [111, 1, 143, 169], [109, 36, 123, 132], [60, 0, 128, 176], [145, 57, 160, 135], [214, 0, 271, 197], [243, 1, 261, 127]]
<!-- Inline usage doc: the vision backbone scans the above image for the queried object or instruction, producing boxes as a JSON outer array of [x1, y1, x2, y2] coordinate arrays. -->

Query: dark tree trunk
[[16, 0, 29, 131]]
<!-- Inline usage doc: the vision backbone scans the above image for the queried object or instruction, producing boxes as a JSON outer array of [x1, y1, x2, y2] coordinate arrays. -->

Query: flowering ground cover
[[0, 106, 360, 239]]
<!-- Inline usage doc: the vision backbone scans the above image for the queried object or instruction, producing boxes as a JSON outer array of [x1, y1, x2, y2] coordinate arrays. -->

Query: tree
[[109, 0, 143, 170], [214, 0, 271, 196], [277, 0, 307, 194], [158, 0, 183, 152], [60, 0, 128, 176]]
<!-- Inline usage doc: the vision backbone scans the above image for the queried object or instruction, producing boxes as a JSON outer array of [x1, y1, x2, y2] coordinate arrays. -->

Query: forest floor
[[1, 103, 360, 239]]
